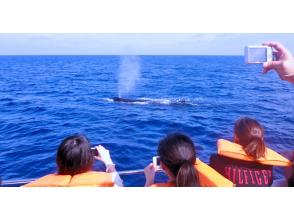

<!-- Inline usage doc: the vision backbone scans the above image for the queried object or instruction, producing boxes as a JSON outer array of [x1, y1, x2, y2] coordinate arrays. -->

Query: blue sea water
[[0, 55, 294, 186]]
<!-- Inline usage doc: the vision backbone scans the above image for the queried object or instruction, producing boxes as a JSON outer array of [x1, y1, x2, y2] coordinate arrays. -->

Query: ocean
[[0, 55, 294, 186]]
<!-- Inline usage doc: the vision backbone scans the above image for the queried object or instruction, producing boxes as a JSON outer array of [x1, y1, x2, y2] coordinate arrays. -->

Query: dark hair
[[234, 117, 266, 159], [158, 133, 198, 187], [56, 134, 94, 175]]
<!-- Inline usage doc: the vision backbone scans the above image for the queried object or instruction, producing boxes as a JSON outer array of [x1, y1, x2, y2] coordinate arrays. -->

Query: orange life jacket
[[217, 139, 292, 167], [195, 158, 234, 187], [151, 158, 234, 187], [151, 182, 175, 187], [22, 171, 114, 187]]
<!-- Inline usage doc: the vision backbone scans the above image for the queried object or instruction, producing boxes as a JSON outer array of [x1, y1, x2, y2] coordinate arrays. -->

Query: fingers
[[273, 51, 280, 60], [262, 60, 282, 73], [96, 145, 109, 154], [144, 163, 157, 186], [97, 145, 105, 150], [95, 145, 113, 165], [262, 41, 287, 53], [144, 163, 156, 172], [262, 62, 270, 74], [94, 156, 102, 160], [148, 163, 154, 170], [92, 146, 101, 160]]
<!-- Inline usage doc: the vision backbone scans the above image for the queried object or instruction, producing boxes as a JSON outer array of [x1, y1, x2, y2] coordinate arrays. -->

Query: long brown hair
[[158, 133, 199, 187], [234, 117, 266, 159]]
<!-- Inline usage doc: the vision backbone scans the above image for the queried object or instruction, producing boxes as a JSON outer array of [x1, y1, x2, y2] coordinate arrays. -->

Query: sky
[[0, 33, 293, 55]]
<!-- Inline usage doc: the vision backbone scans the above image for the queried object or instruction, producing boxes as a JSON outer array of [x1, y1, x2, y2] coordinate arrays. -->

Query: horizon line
[[0, 54, 244, 56]]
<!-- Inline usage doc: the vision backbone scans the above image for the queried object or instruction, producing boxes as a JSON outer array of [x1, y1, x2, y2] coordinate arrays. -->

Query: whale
[[111, 97, 192, 105], [112, 97, 147, 103]]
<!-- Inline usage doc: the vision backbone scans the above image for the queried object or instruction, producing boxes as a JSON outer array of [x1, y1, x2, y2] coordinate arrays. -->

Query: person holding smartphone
[[262, 42, 294, 186], [144, 133, 199, 187], [262, 41, 294, 83], [24, 134, 123, 187]]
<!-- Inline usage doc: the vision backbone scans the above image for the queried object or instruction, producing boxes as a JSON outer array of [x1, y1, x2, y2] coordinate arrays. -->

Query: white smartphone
[[245, 45, 273, 64], [153, 156, 161, 169]]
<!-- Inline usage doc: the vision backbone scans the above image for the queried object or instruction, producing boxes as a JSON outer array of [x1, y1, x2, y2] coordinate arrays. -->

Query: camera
[[152, 156, 161, 169], [91, 147, 100, 157], [245, 45, 273, 64]]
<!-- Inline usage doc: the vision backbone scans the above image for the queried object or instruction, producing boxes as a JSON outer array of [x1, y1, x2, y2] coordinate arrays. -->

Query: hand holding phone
[[96, 145, 114, 166], [144, 163, 156, 186], [262, 41, 294, 83]]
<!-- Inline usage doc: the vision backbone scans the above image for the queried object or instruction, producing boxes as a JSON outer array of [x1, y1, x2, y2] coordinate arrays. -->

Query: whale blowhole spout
[[118, 56, 141, 98]]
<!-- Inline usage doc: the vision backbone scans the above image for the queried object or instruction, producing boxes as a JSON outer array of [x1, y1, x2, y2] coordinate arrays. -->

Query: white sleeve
[[111, 172, 124, 187]]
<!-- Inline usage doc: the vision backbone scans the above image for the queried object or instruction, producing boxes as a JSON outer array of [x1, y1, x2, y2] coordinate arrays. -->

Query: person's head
[[158, 133, 198, 187], [56, 134, 94, 175], [234, 117, 266, 159]]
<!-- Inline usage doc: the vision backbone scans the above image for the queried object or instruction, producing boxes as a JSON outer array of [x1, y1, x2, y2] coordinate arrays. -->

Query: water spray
[[118, 56, 141, 98]]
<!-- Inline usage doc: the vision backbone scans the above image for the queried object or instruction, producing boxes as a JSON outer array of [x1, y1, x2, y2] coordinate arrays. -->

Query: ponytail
[[176, 162, 199, 187], [158, 133, 199, 187], [243, 136, 266, 159], [234, 117, 267, 160]]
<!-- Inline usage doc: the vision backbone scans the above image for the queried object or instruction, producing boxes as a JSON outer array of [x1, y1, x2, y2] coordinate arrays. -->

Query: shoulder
[[22, 174, 71, 187], [70, 171, 114, 187]]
